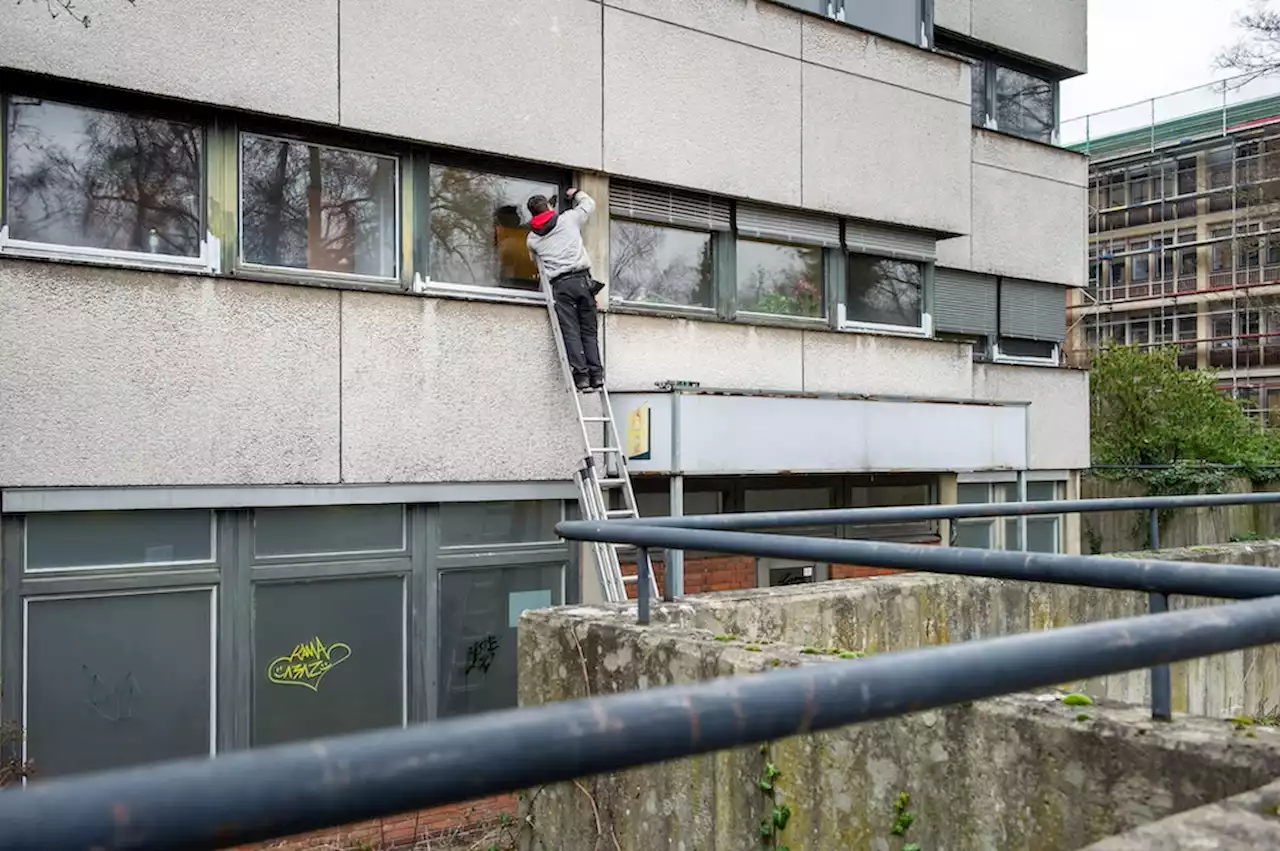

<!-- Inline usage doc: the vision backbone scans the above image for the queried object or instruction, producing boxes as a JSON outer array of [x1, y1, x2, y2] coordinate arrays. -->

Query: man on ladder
[[527, 188, 604, 392]]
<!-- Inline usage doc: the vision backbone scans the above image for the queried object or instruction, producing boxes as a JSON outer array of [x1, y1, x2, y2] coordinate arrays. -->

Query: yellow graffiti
[[267, 636, 351, 692]]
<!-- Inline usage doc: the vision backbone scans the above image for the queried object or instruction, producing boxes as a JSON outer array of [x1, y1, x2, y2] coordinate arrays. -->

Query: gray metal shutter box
[[845, 221, 937, 260], [1000, 278, 1067, 342], [609, 180, 731, 232], [934, 268, 997, 337], [735, 202, 841, 247]]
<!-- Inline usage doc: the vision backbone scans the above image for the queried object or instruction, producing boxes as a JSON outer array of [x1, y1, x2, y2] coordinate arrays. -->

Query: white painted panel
[[611, 393, 1027, 474]]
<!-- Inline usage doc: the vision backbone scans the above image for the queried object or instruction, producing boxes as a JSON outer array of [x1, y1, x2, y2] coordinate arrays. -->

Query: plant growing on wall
[[0, 721, 34, 787]]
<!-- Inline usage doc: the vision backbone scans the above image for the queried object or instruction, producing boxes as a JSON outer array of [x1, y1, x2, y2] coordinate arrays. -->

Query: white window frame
[[954, 477, 1065, 553], [838, 253, 933, 339], [0, 225, 222, 274], [236, 131, 403, 286], [992, 339, 1060, 367]]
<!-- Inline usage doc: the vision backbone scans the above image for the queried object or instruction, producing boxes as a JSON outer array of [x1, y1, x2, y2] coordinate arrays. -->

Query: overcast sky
[[1061, 0, 1255, 120]]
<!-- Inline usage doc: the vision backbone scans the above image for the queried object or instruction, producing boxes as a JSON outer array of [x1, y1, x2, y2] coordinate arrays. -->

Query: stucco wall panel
[[0, 0, 338, 123], [603, 0, 801, 56], [801, 330, 974, 398], [603, 8, 802, 206], [0, 262, 341, 487], [970, 0, 1087, 74], [605, 313, 804, 391], [970, 162, 1086, 286], [973, 362, 1089, 470], [933, 0, 971, 35], [339, 0, 603, 168], [801, 63, 970, 233], [340, 295, 580, 483], [972, 129, 1088, 187], [801, 16, 971, 104]]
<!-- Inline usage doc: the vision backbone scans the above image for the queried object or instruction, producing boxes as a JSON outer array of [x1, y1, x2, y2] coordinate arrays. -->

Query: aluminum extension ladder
[[542, 276, 658, 604]]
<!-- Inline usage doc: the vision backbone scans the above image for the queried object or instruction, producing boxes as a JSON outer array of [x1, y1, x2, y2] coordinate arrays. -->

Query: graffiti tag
[[267, 636, 351, 691], [464, 635, 500, 676], [82, 666, 141, 722]]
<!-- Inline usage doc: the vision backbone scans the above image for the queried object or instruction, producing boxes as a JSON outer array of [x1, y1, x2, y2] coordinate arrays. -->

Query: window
[[955, 481, 1063, 553], [947, 42, 1059, 145], [845, 255, 923, 329], [610, 220, 715, 308], [996, 337, 1058, 361], [427, 164, 558, 291], [4, 96, 205, 262], [239, 133, 398, 279], [439, 500, 562, 547], [1177, 158, 1197, 195], [25, 509, 214, 571], [767, 0, 927, 46], [1180, 248, 1198, 278], [1131, 242, 1150, 282], [253, 577, 405, 746], [736, 239, 824, 318], [253, 505, 406, 559]]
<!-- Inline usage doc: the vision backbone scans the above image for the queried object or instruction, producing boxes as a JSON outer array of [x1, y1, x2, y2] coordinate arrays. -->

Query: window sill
[[414, 276, 548, 307], [0, 226, 220, 275], [608, 300, 717, 321], [838, 312, 934, 340], [238, 262, 403, 291], [973, 124, 1073, 155], [735, 310, 828, 330]]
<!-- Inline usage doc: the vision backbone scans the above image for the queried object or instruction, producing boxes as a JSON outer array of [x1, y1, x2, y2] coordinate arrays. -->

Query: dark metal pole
[[637, 547, 652, 625], [1149, 507, 1173, 721], [558, 522, 1280, 601], [6, 595, 1280, 851]]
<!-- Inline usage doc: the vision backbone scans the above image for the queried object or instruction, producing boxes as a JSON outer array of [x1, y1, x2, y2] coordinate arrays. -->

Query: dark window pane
[[610, 220, 714, 307], [253, 577, 405, 746], [253, 505, 406, 558], [240, 134, 398, 278], [999, 337, 1057, 359], [736, 239, 823, 317], [438, 564, 565, 717], [26, 509, 213, 570], [957, 483, 989, 505], [5, 98, 202, 255], [969, 57, 988, 127], [25, 589, 213, 777], [994, 66, 1055, 144], [428, 165, 556, 290], [439, 500, 562, 547], [1027, 517, 1058, 552], [845, 255, 923, 327]]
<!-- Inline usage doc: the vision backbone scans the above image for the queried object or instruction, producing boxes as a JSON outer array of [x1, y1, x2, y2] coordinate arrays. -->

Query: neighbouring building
[[1067, 75, 1280, 425], [0, 0, 1087, 838]]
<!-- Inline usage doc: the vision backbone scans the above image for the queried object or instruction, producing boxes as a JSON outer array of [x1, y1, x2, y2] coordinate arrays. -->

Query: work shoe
[[589, 373, 605, 390], [575, 377, 592, 392]]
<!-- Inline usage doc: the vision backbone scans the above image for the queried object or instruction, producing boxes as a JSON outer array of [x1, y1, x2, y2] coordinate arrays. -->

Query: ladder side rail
[[597, 389, 656, 600]]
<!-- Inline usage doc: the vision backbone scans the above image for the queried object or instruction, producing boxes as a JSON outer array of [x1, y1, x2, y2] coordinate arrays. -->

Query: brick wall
[[620, 555, 756, 598], [229, 795, 516, 851]]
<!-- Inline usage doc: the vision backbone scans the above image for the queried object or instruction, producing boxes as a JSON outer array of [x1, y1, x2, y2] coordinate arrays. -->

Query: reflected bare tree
[[610, 220, 713, 306], [848, 258, 921, 326], [7, 98, 202, 255], [427, 166, 551, 287]]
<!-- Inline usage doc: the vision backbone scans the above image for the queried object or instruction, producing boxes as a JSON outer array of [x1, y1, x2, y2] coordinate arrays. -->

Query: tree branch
[[1216, 2, 1280, 86], [16, 0, 137, 28]]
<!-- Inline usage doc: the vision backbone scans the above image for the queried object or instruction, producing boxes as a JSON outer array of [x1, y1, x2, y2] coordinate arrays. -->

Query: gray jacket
[[527, 191, 595, 282]]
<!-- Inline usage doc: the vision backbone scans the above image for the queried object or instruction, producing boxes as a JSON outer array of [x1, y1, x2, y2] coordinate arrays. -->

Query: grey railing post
[[637, 547, 652, 625], [1148, 507, 1172, 721]]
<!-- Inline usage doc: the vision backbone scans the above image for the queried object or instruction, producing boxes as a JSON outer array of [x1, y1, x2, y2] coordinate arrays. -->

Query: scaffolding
[[1063, 72, 1280, 426]]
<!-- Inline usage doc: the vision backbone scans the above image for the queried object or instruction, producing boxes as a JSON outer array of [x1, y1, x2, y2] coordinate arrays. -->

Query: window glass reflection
[[846, 255, 923, 328], [736, 239, 823, 318], [995, 66, 1055, 144], [428, 165, 556, 290], [610, 220, 714, 308], [5, 98, 203, 255], [240, 134, 398, 278]]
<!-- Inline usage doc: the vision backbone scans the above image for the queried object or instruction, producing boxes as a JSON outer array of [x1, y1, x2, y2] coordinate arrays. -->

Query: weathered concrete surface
[[1080, 777, 1280, 850], [517, 583, 1280, 851], [685, 543, 1280, 719]]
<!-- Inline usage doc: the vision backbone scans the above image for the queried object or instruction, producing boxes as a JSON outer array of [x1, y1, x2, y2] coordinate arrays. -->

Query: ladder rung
[[588, 446, 620, 454], [606, 509, 637, 518], [597, 478, 625, 487], [622, 574, 638, 584], [583, 416, 611, 423]]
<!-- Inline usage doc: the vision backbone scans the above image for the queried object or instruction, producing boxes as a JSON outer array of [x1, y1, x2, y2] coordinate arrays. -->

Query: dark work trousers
[[551, 269, 603, 385]]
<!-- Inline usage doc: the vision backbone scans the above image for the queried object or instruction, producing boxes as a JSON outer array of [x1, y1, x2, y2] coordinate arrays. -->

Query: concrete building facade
[[0, 0, 1087, 823]]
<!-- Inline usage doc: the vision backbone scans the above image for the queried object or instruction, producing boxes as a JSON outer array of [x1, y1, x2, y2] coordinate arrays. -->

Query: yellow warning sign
[[626, 403, 651, 461]]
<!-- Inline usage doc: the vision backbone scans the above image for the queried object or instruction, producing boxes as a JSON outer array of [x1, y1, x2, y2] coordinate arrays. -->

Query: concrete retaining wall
[[518, 589, 1280, 850]]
